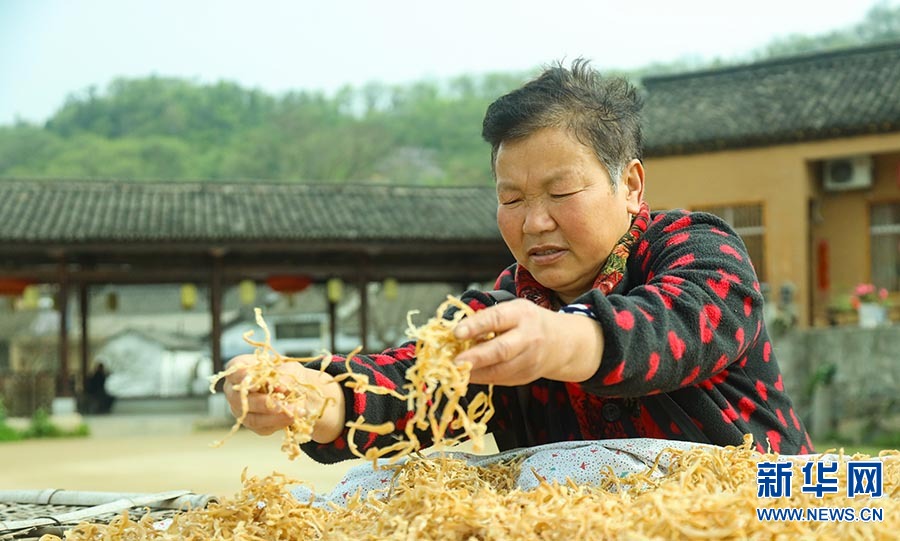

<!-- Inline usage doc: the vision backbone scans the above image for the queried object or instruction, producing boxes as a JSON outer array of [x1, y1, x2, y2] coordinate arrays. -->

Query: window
[[871, 202, 900, 291], [273, 321, 322, 340], [695, 203, 766, 282]]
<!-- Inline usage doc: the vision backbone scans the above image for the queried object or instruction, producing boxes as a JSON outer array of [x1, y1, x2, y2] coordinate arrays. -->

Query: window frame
[[691, 201, 768, 283], [869, 199, 900, 292]]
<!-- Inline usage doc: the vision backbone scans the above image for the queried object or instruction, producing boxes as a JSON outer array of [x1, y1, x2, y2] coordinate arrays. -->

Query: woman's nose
[[522, 202, 556, 235]]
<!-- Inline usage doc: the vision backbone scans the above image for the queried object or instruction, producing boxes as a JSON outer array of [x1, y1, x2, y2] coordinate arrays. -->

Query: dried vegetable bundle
[[339, 296, 494, 465], [209, 308, 330, 459], [42, 439, 900, 540], [210, 296, 493, 465], [38, 298, 900, 539]]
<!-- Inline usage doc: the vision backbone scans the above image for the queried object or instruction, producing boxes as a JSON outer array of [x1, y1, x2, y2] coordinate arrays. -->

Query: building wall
[[645, 132, 900, 327], [813, 150, 900, 318], [774, 324, 900, 441]]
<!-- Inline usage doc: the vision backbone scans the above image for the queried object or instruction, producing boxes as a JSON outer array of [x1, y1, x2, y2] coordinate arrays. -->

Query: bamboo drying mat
[[0, 490, 215, 540]]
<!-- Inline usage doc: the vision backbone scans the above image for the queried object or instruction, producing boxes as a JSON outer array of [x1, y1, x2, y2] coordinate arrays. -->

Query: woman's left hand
[[453, 299, 604, 386]]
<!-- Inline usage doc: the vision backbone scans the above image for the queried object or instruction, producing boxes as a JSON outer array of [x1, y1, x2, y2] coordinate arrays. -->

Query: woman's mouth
[[528, 247, 567, 265]]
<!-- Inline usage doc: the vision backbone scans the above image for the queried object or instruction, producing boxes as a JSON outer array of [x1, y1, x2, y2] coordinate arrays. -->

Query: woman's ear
[[623, 159, 645, 214]]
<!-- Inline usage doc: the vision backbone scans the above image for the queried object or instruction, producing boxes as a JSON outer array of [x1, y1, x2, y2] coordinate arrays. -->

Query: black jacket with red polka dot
[[301, 209, 812, 463]]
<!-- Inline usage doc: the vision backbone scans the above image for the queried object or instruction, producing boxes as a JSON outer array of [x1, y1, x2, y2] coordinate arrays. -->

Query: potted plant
[[850, 283, 889, 328]]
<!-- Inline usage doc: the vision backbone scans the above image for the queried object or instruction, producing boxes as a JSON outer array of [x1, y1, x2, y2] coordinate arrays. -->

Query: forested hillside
[[2, 3, 898, 185], [0, 73, 525, 185]]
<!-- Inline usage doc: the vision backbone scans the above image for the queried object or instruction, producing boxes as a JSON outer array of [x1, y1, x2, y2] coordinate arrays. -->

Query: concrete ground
[[0, 413, 361, 498], [0, 412, 499, 499]]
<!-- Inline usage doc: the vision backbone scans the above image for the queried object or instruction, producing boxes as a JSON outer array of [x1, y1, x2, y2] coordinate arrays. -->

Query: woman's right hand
[[222, 354, 346, 444]]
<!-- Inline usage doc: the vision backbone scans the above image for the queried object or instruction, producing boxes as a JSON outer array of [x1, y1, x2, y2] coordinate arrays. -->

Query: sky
[[0, 0, 896, 126]]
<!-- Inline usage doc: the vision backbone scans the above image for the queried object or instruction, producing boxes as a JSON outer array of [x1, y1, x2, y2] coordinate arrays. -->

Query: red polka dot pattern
[[645, 352, 660, 381], [299, 209, 812, 464], [602, 361, 626, 385], [719, 244, 744, 261], [615, 309, 635, 330], [668, 331, 686, 360]]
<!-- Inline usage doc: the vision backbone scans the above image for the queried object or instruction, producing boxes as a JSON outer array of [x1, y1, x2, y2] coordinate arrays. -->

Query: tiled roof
[[0, 180, 501, 244], [642, 41, 900, 156], [4, 44, 899, 246]]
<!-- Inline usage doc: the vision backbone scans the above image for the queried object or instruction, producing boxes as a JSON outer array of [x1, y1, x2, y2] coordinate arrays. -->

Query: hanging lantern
[[0, 278, 33, 296], [181, 283, 198, 310], [383, 278, 399, 301], [266, 275, 312, 294], [266, 275, 312, 308], [21, 285, 41, 310], [239, 280, 256, 306], [327, 278, 343, 303]]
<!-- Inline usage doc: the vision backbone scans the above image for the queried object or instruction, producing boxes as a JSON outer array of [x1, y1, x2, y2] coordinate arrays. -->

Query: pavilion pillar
[[328, 297, 338, 352], [210, 252, 224, 383], [56, 259, 71, 397], [358, 276, 368, 352], [79, 283, 90, 393]]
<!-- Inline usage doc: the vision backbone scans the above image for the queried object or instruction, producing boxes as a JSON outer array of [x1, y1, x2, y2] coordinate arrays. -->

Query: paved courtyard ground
[[0, 414, 360, 498], [0, 412, 499, 500]]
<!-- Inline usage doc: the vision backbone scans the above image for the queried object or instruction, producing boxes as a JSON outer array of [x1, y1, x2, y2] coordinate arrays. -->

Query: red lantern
[[265, 275, 313, 294], [0, 278, 33, 296]]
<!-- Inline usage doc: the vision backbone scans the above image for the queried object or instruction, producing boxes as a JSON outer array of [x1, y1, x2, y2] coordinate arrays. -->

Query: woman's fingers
[[240, 392, 297, 414], [455, 326, 529, 371], [241, 412, 291, 435], [229, 392, 307, 432], [454, 300, 525, 340], [453, 301, 532, 369], [452, 299, 559, 386], [221, 356, 345, 443], [469, 351, 536, 386], [223, 354, 256, 386]]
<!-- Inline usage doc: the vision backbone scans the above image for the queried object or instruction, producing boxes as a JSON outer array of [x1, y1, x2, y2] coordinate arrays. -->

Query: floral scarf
[[515, 201, 651, 309]]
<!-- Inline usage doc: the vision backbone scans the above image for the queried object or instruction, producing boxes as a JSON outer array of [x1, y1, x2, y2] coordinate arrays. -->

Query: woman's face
[[495, 127, 644, 303]]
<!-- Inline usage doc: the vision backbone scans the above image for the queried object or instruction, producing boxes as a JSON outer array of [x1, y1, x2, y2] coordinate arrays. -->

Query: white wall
[[97, 333, 205, 397]]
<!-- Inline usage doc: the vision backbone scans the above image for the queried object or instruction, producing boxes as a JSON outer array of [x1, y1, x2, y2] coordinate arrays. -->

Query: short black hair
[[482, 59, 643, 188]]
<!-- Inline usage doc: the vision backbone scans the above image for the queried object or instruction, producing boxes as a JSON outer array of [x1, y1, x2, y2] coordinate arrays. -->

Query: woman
[[225, 61, 812, 462]]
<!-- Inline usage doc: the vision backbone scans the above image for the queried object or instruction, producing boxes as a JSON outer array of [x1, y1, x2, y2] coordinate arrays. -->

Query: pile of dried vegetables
[[41, 298, 899, 540]]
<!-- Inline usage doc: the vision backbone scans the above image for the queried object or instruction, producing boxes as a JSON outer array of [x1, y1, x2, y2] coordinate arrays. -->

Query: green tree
[[47, 77, 275, 147], [0, 124, 64, 177], [2, 2, 898, 184]]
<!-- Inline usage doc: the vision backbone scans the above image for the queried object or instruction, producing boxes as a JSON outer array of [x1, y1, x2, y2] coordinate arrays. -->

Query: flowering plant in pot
[[849, 283, 889, 309], [850, 283, 889, 328]]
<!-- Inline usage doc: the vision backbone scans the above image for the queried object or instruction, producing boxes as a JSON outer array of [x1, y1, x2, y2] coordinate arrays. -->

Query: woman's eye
[[550, 192, 577, 199], [501, 199, 522, 206]]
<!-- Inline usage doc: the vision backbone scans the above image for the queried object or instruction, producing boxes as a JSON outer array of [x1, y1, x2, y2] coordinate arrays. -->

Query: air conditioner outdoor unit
[[822, 155, 873, 191]]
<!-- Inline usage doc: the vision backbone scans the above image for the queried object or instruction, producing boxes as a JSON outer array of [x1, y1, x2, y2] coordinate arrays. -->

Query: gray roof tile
[[642, 41, 900, 156], [0, 181, 502, 244]]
